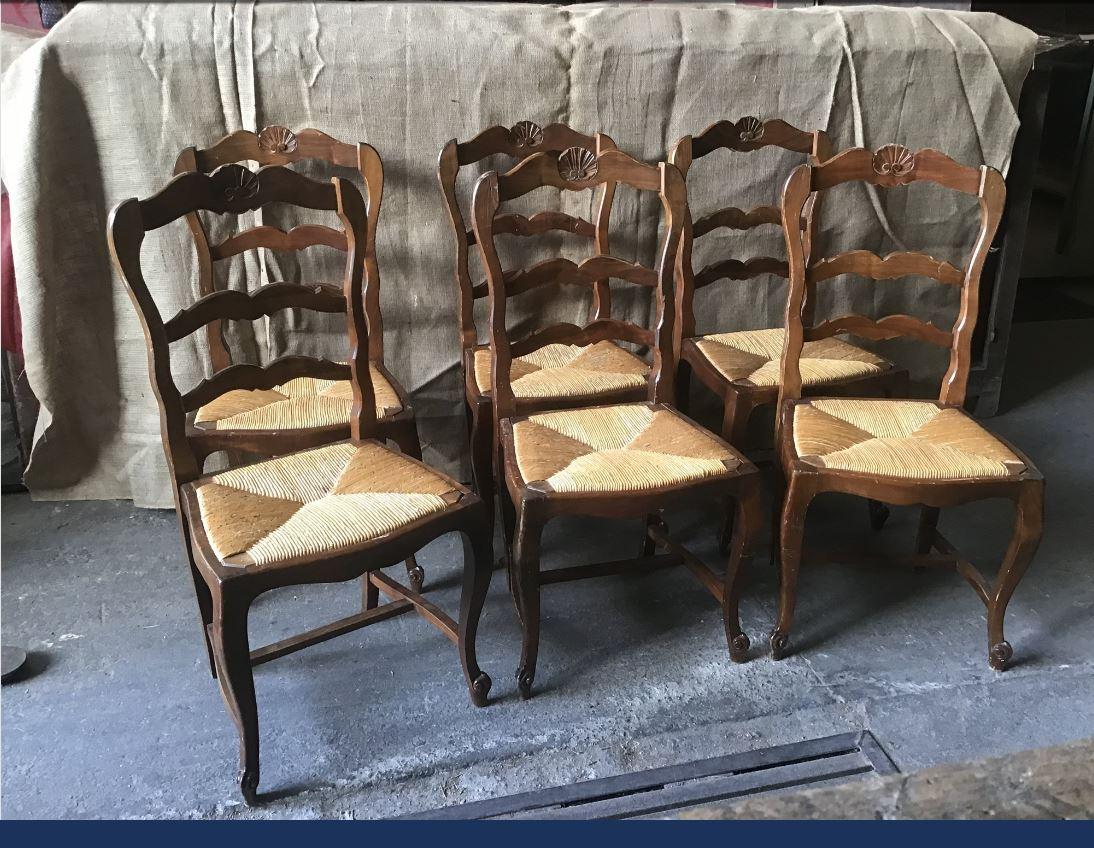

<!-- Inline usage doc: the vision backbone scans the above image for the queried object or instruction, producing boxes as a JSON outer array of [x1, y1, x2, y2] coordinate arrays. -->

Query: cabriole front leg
[[459, 519, 494, 707], [770, 472, 817, 660], [723, 478, 764, 663], [390, 422, 426, 593], [513, 502, 545, 699], [209, 586, 260, 806], [987, 481, 1044, 671]]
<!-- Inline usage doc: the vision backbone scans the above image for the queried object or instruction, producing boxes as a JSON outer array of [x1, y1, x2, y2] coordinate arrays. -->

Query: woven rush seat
[[472, 340, 647, 399], [188, 441, 460, 567], [510, 403, 739, 493], [193, 365, 403, 431], [692, 328, 889, 388], [791, 398, 1025, 481]]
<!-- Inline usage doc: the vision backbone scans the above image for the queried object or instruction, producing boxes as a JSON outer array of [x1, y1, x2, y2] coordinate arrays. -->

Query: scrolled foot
[[729, 633, 750, 663], [239, 767, 259, 806], [868, 500, 890, 531], [516, 667, 534, 700], [989, 640, 1013, 672], [469, 672, 492, 708], [769, 630, 790, 661]]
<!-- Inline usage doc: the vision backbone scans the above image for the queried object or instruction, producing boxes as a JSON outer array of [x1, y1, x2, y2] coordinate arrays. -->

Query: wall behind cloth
[[0, 2, 1035, 508]]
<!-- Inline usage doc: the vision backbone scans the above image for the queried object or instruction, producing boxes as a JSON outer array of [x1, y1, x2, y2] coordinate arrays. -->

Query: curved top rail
[[496, 149, 665, 201], [692, 117, 818, 158], [454, 121, 615, 166], [181, 126, 361, 172], [139, 165, 339, 231], [811, 146, 986, 194]]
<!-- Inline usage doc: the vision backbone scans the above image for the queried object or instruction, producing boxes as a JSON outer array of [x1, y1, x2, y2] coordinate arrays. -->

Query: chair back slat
[[692, 204, 782, 237], [489, 210, 597, 240], [175, 128, 384, 368], [470, 149, 687, 422], [777, 145, 1006, 418], [439, 122, 618, 349], [108, 167, 376, 487], [470, 255, 657, 300], [808, 315, 953, 348], [510, 320, 654, 359], [210, 224, 348, 260], [669, 117, 831, 358], [180, 358, 351, 413], [163, 283, 346, 343], [808, 250, 965, 287], [694, 257, 789, 290]]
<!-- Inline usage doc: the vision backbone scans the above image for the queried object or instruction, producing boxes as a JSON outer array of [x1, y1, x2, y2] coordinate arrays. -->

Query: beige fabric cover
[[693, 328, 889, 388], [511, 403, 737, 493], [792, 398, 1024, 480], [472, 340, 647, 399], [0, 2, 1036, 506], [192, 440, 458, 566]]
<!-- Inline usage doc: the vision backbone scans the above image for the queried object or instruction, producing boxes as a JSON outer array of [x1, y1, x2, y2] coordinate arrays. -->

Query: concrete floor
[[2, 318, 1093, 819]]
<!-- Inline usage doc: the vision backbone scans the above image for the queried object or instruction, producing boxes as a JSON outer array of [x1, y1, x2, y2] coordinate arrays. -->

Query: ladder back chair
[[176, 126, 425, 591], [472, 148, 764, 698], [772, 145, 1043, 670], [669, 117, 910, 452], [439, 122, 648, 519], [108, 165, 494, 805]]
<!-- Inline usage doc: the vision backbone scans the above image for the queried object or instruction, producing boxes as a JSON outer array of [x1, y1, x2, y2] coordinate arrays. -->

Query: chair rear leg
[[188, 560, 217, 679], [209, 588, 260, 806], [676, 358, 693, 416], [721, 390, 753, 450], [770, 472, 817, 660], [915, 506, 941, 555], [640, 512, 667, 558], [389, 421, 426, 593], [469, 398, 495, 514], [724, 477, 764, 662], [717, 392, 753, 555], [867, 499, 890, 530], [987, 482, 1044, 671], [513, 504, 545, 699], [459, 514, 495, 707]]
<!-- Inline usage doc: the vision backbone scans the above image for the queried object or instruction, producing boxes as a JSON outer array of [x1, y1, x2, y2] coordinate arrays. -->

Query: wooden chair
[[771, 144, 1044, 671], [439, 122, 648, 521], [108, 164, 494, 805], [669, 118, 910, 453], [471, 148, 764, 698], [176, 126, 425, 591]]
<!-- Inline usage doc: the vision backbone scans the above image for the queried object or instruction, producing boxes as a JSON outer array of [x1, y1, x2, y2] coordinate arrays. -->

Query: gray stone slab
[[682, 737, 1094, 819], [2, 319, 1092, 818]]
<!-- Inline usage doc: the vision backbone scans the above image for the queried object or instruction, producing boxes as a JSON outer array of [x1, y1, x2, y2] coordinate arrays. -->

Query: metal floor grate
[[407, 731, 896, 820]]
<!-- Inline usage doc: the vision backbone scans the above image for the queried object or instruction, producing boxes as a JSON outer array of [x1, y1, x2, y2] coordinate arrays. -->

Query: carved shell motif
[[510, 120, 544, 149], [258, 125, 298, 154], [872, 144, 915, 178], [212, 164, 260, 203], [736, 116, 764, 143], [558, 147, 598, 182]]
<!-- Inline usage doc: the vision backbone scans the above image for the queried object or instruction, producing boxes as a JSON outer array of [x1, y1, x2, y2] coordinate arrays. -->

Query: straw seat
[[790, 398, 1024, 481], [188, 440, 462, 567], [692, 328, 889, 388], [510, 403, 739, 493], [471, 340, 647, 400], [194, 365, 403, 431]]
